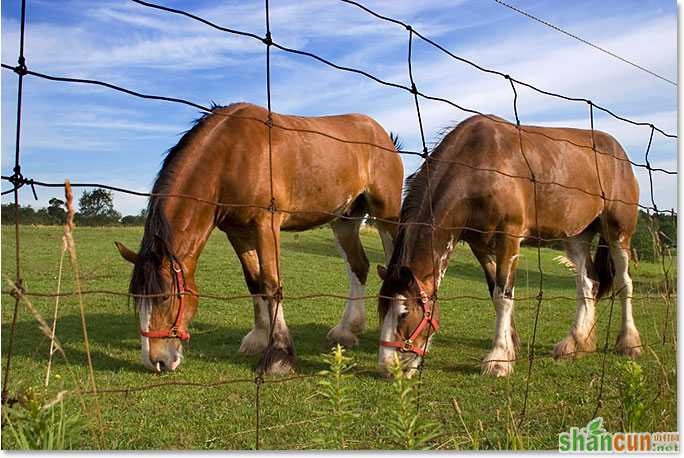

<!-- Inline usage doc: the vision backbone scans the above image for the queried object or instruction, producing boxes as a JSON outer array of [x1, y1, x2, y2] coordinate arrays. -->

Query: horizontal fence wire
[[1, 289, 675, 305], [1, 0, 677, 450], [0, 177, 676, 224]]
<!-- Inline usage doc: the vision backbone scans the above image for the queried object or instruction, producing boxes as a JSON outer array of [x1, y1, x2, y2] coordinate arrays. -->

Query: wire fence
[[1, 0, 677, 450]]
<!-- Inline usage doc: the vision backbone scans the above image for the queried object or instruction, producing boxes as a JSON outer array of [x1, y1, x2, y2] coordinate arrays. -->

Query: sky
[[1, 0, 678, 216]]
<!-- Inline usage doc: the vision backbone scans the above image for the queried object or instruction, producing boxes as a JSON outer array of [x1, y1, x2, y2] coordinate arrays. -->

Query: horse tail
[[389, 132, 403, 151], [594, 235, 614, 300]]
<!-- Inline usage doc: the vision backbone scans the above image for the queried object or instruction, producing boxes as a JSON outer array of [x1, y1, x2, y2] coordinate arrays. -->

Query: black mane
[[386, 118, 474, 273], [129, 103, 232, 297]]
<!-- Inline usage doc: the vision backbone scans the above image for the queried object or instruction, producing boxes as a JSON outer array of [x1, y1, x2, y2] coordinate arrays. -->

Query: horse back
[[208, 103, 402, 228], [431, 115, 639, 241]]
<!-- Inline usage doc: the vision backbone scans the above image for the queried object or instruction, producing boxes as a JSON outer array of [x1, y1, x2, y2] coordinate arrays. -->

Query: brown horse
[[115, 102, 403, 374], [377, 114, 641, 377]]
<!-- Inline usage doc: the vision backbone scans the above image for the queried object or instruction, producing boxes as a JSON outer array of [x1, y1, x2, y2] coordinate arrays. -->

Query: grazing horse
[[115, 102, 403, 374], [377, 114, 641, 377]]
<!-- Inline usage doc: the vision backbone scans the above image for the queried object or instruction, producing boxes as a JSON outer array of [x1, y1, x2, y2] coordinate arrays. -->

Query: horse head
[[115, 239, 198, 372], [376, 265, 439, 378]]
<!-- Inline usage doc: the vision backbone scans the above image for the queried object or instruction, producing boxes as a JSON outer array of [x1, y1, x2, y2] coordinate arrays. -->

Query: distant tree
[[77, 189, 121, 226], [1, 203, 40, 224], [78, 190, 115, 217], [47, 197, 66, 224], [1, 203, 17, 224], [121, 207, 146, 226], [631, 211, 677, 262]]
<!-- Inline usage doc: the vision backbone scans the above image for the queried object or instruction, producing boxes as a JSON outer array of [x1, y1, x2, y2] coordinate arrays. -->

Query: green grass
[[1, 225, 677, 449]]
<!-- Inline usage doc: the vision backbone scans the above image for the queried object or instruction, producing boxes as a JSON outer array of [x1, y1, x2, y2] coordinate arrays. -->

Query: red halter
[[379, 274, 439, 356], [139, 259, 196, 341]]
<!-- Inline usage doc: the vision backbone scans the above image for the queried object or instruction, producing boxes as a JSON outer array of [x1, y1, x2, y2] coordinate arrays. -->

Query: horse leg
[[470, 240, 520, 350], [327, 218, 369, 347], [553, 231, 599, 359], [482, 233, 521, 377], [610, 237, 641, 358], [364, 187, 400, 264], [254, 218, 296, 375], [376, 220, 396, 264], [227, 233, 270, 354]]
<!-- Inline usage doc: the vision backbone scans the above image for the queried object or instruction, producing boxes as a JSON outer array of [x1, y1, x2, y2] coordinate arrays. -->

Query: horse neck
[[153, 167, 219, 280], [394, 223, 455, 297]]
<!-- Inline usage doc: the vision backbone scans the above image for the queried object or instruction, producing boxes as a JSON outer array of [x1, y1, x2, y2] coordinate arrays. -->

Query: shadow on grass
[[1, 315, 382, 376], [280, 237, 386, 263], [3, 312, 559, 379]]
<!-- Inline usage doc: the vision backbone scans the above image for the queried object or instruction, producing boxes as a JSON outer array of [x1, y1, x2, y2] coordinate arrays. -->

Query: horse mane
[[387, 116, 488, 274], [389, 132, 403, 151], [129, 102, 239, 297]]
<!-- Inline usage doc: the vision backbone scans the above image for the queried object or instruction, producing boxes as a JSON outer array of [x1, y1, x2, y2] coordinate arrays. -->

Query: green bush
[[314, 344, 358, 449], [385, 355, 441, 449], [616, 360, 647, 432], [2, 386, 82, 450]]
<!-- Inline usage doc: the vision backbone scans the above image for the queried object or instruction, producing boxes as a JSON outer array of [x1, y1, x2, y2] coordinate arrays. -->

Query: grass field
[[1, 225, 677, 449]]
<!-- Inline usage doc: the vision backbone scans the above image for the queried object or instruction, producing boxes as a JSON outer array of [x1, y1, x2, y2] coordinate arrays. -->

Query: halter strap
[[139, 259, 196, 341], [379, 273, 439, 356]]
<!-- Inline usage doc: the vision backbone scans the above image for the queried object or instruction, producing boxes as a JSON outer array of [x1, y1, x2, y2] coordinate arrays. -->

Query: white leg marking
[[554, 236, 597, 358], [328, 232, 366, 346], [271, 298, 289, 334], [269, 296, 292, 349], [610, 241, 641, 358], [239, 297, 270, 354], [482, 286, 515, 377]]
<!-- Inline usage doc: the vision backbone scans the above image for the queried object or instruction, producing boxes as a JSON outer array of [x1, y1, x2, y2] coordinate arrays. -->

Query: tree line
[[1, 189, 676, 261], [1, 189, 145, 227]]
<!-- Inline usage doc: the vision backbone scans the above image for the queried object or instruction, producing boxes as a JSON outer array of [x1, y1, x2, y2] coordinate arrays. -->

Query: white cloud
[[1, 1, 677, 215]]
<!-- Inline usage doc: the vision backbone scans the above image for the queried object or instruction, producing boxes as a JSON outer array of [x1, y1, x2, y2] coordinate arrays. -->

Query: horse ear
[[377, 265, 388, 280], [115, 241, 138, 264]]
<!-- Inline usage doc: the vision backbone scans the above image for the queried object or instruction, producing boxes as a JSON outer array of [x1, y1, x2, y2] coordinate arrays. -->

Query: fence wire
[[0, 0, 677, 450]]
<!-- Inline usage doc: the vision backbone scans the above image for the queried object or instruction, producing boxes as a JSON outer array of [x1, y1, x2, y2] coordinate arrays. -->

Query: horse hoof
[[326, 325, 359, 347], [481, 360, 513, 377], [481, 351, 514, 377], [615, 328, 642, 359], [553, 332, 595, 360], [239, 329, 269, 354], [553, 335, 578, 360], [257, 348, 296, 375]]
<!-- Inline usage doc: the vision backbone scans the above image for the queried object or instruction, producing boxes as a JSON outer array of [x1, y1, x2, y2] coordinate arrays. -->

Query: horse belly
[[532, 187, 604, 240], [281, 187, 360, 231]]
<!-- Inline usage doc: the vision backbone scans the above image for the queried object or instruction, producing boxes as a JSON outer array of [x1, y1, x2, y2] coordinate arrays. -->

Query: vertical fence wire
[[2, 0, 28, 404], [592, 290, 617, 420], [658, 210, 674, 346], [254, 0, 275, 449], [642, 126, 675, 347], [587, 101, 618, 419], [406, 27, 440, 393], [508, 77, 544, 421]]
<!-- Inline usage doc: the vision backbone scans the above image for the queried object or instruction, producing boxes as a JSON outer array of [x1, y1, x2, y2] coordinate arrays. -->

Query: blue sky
[[1, 0, 677, 215]]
